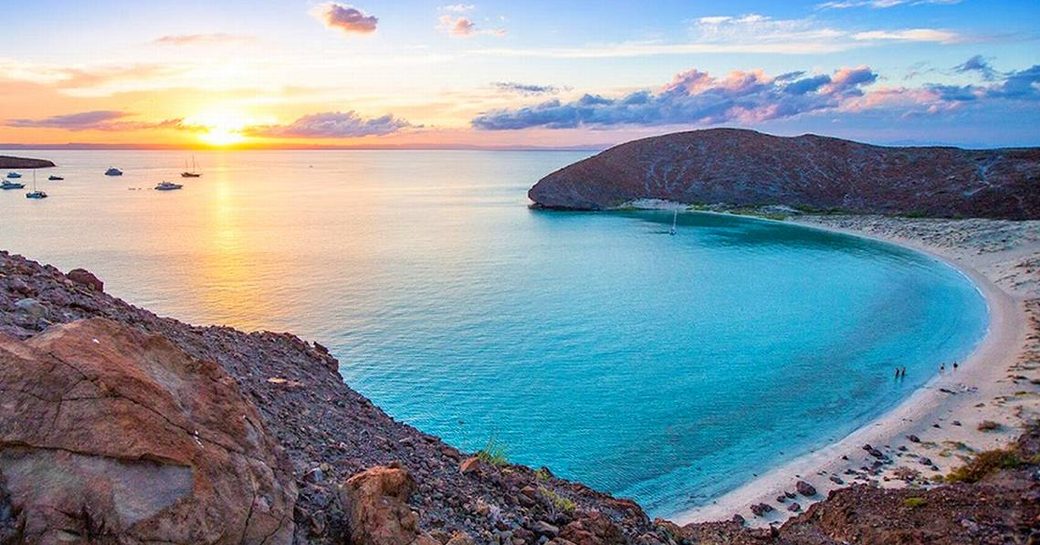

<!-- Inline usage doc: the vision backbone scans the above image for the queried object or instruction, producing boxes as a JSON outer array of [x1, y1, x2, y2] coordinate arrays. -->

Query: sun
[[186, 110, 250, 147]]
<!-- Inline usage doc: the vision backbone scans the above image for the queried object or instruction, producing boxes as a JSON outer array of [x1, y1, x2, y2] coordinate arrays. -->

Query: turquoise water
[[0, 150, 988, 516]]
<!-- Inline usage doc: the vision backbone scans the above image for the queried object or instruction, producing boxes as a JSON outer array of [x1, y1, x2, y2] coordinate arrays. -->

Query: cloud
[[7, 110, 191, 131], [245, 111, 412, 138], [311, 3, 378, 34], [440, 3, 474, 12], [472, 66, 879, 130], [468, 14, 961, 57], [471, 61, 1038, 131], [818, 0, 961, 8], [152, 33, 253, 46], [493, 82, 562, 95], [852, 29, 961, 43], [954, 55, 999, 81], [438, 14, 505, 37]]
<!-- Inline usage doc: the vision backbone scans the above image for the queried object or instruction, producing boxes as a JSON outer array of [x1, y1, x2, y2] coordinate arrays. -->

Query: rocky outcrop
[[66, 268, 103, 292], [528, 129, 1040, 219], [338, 465, 422, 545], [0, 318, 296, 544], [0, 157, 54, 169]]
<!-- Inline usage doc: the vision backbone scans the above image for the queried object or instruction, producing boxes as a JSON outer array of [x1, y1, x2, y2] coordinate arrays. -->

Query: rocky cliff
[[0, 157, 54, 169], [529, 129, 1040, 219]]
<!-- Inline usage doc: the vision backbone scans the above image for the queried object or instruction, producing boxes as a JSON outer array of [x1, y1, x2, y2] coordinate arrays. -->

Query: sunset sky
[[2, 0, 1038, 149]]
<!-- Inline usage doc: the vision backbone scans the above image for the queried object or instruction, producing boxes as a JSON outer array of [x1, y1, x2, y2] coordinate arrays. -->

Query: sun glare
[[187, 111, 250, 147]]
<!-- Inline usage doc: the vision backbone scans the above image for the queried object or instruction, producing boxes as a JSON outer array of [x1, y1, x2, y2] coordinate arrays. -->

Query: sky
[[1, 0, 1037, 149]]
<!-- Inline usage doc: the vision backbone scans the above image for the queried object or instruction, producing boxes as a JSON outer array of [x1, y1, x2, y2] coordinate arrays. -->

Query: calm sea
[[0, 149, 988, 516]]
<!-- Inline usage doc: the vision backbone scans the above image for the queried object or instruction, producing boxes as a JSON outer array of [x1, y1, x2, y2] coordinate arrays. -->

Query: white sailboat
[[669, 209, 678, 235], [25, 171, 47, 199]]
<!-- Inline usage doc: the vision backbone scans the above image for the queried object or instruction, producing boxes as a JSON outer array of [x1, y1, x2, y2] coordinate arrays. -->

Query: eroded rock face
[[0, 318, 296, 544], [338, 466, 422, 545], [528, 128, 1040, 219]]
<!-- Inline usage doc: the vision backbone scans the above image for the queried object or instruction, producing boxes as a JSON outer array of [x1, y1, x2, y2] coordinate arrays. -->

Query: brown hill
[[529, 129, 1040, 219], [0, 156, 54, 169]]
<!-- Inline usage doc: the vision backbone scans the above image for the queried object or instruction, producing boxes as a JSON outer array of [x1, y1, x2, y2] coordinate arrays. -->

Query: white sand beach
[[672, 214, 1040, 527]]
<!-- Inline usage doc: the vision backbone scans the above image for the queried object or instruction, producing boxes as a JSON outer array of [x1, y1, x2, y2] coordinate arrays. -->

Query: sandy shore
[[671, 214, 1040, 527]]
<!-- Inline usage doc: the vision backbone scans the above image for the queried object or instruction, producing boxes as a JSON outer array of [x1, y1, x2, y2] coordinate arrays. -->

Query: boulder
[[0, 318, 296, 544], [796, 480, 818, 497], [445, 531, 476, 545], [338, 465, 421, 545], [459, 456, 481, 475], [66, 268, 104, 292], [559, 511, 624, 545]]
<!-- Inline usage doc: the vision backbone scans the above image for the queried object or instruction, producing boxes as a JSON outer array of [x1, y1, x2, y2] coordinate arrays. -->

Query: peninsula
[[0, 156, 54, 169], [529, 129, 1040, 220]]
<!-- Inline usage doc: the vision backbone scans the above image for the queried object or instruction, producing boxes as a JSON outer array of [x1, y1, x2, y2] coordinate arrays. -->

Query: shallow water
[[0, 149, 988, 516]]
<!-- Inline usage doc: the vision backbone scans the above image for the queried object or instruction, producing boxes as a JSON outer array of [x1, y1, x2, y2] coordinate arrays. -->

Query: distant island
[[0, 155, 55, 169], [529, 129, 1040, 220]]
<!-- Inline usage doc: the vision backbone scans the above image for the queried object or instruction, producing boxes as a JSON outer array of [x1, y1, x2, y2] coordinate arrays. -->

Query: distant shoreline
[[671, 211, 1036, 527]]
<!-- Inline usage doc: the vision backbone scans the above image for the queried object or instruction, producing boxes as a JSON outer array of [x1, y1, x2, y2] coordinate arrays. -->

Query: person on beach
[[953, 362, 959, 371], [940, 363, 946, 373]]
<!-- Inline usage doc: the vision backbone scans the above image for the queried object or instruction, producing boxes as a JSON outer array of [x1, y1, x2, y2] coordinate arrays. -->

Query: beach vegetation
[[539, 486, 576, 514], [903, 497, 927, 508], [977, 420, 1001, 432], [477, 435, 509, 466], [534, 467, 551, 481], [946, 448, 1022, 483]]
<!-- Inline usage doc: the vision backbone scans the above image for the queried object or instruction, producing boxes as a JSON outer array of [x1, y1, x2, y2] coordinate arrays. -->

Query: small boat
[[1, 180, 25, 190], [155, 181, 183, 191], [25, 171, 47, 199], [6, 172, 22, 179], [180, 155, 201, 178], [48, 175, 64, 181], [105, 167, 123, 176], [669, 209, 678, 236]]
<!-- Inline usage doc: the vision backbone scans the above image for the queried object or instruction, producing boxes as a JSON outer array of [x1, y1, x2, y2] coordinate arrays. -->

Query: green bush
[[476, 435, 509, 466], [903, 497, 927, 508], [539, 487, 576, 514], [946, 449, 1022, 483]]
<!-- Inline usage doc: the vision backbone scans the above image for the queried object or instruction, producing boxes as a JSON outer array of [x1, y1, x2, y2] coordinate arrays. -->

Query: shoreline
[[670, 213, 1035, 527]]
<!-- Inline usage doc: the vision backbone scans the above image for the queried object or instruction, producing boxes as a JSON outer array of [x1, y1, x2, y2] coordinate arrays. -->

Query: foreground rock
[[0, 318, 296, 543], [529, 129, 1040, 219], [0, 156, 54, 169], [339, 465, 423, 545]]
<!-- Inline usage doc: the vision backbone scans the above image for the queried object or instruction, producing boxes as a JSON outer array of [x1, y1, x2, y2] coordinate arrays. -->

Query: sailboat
[[25, 171, 47, 199], [180, 156, 201, 178], [669, 209, 678, 235]]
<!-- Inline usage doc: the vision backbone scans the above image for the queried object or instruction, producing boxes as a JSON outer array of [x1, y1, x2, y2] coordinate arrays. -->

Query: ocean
[[0, 149, 988, 516]]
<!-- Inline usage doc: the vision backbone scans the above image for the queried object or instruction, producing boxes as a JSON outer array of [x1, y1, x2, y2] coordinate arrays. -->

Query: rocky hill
[[529, 129, 1040, 219], [0, 156, 54, 169], [1, 250, 1037, 544]]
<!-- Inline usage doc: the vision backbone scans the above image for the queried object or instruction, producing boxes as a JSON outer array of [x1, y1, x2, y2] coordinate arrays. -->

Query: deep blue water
[[0, 149, 988, 516]]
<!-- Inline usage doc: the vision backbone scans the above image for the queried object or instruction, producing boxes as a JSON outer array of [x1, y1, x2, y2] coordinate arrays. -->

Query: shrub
[[539, 487, 576, 514], [534, 467, 551, 481], [476, 435, 508, 466], [946, 449, 1022, 483], [977, 420, 1002, 432], [903, 497, 927, 508]]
